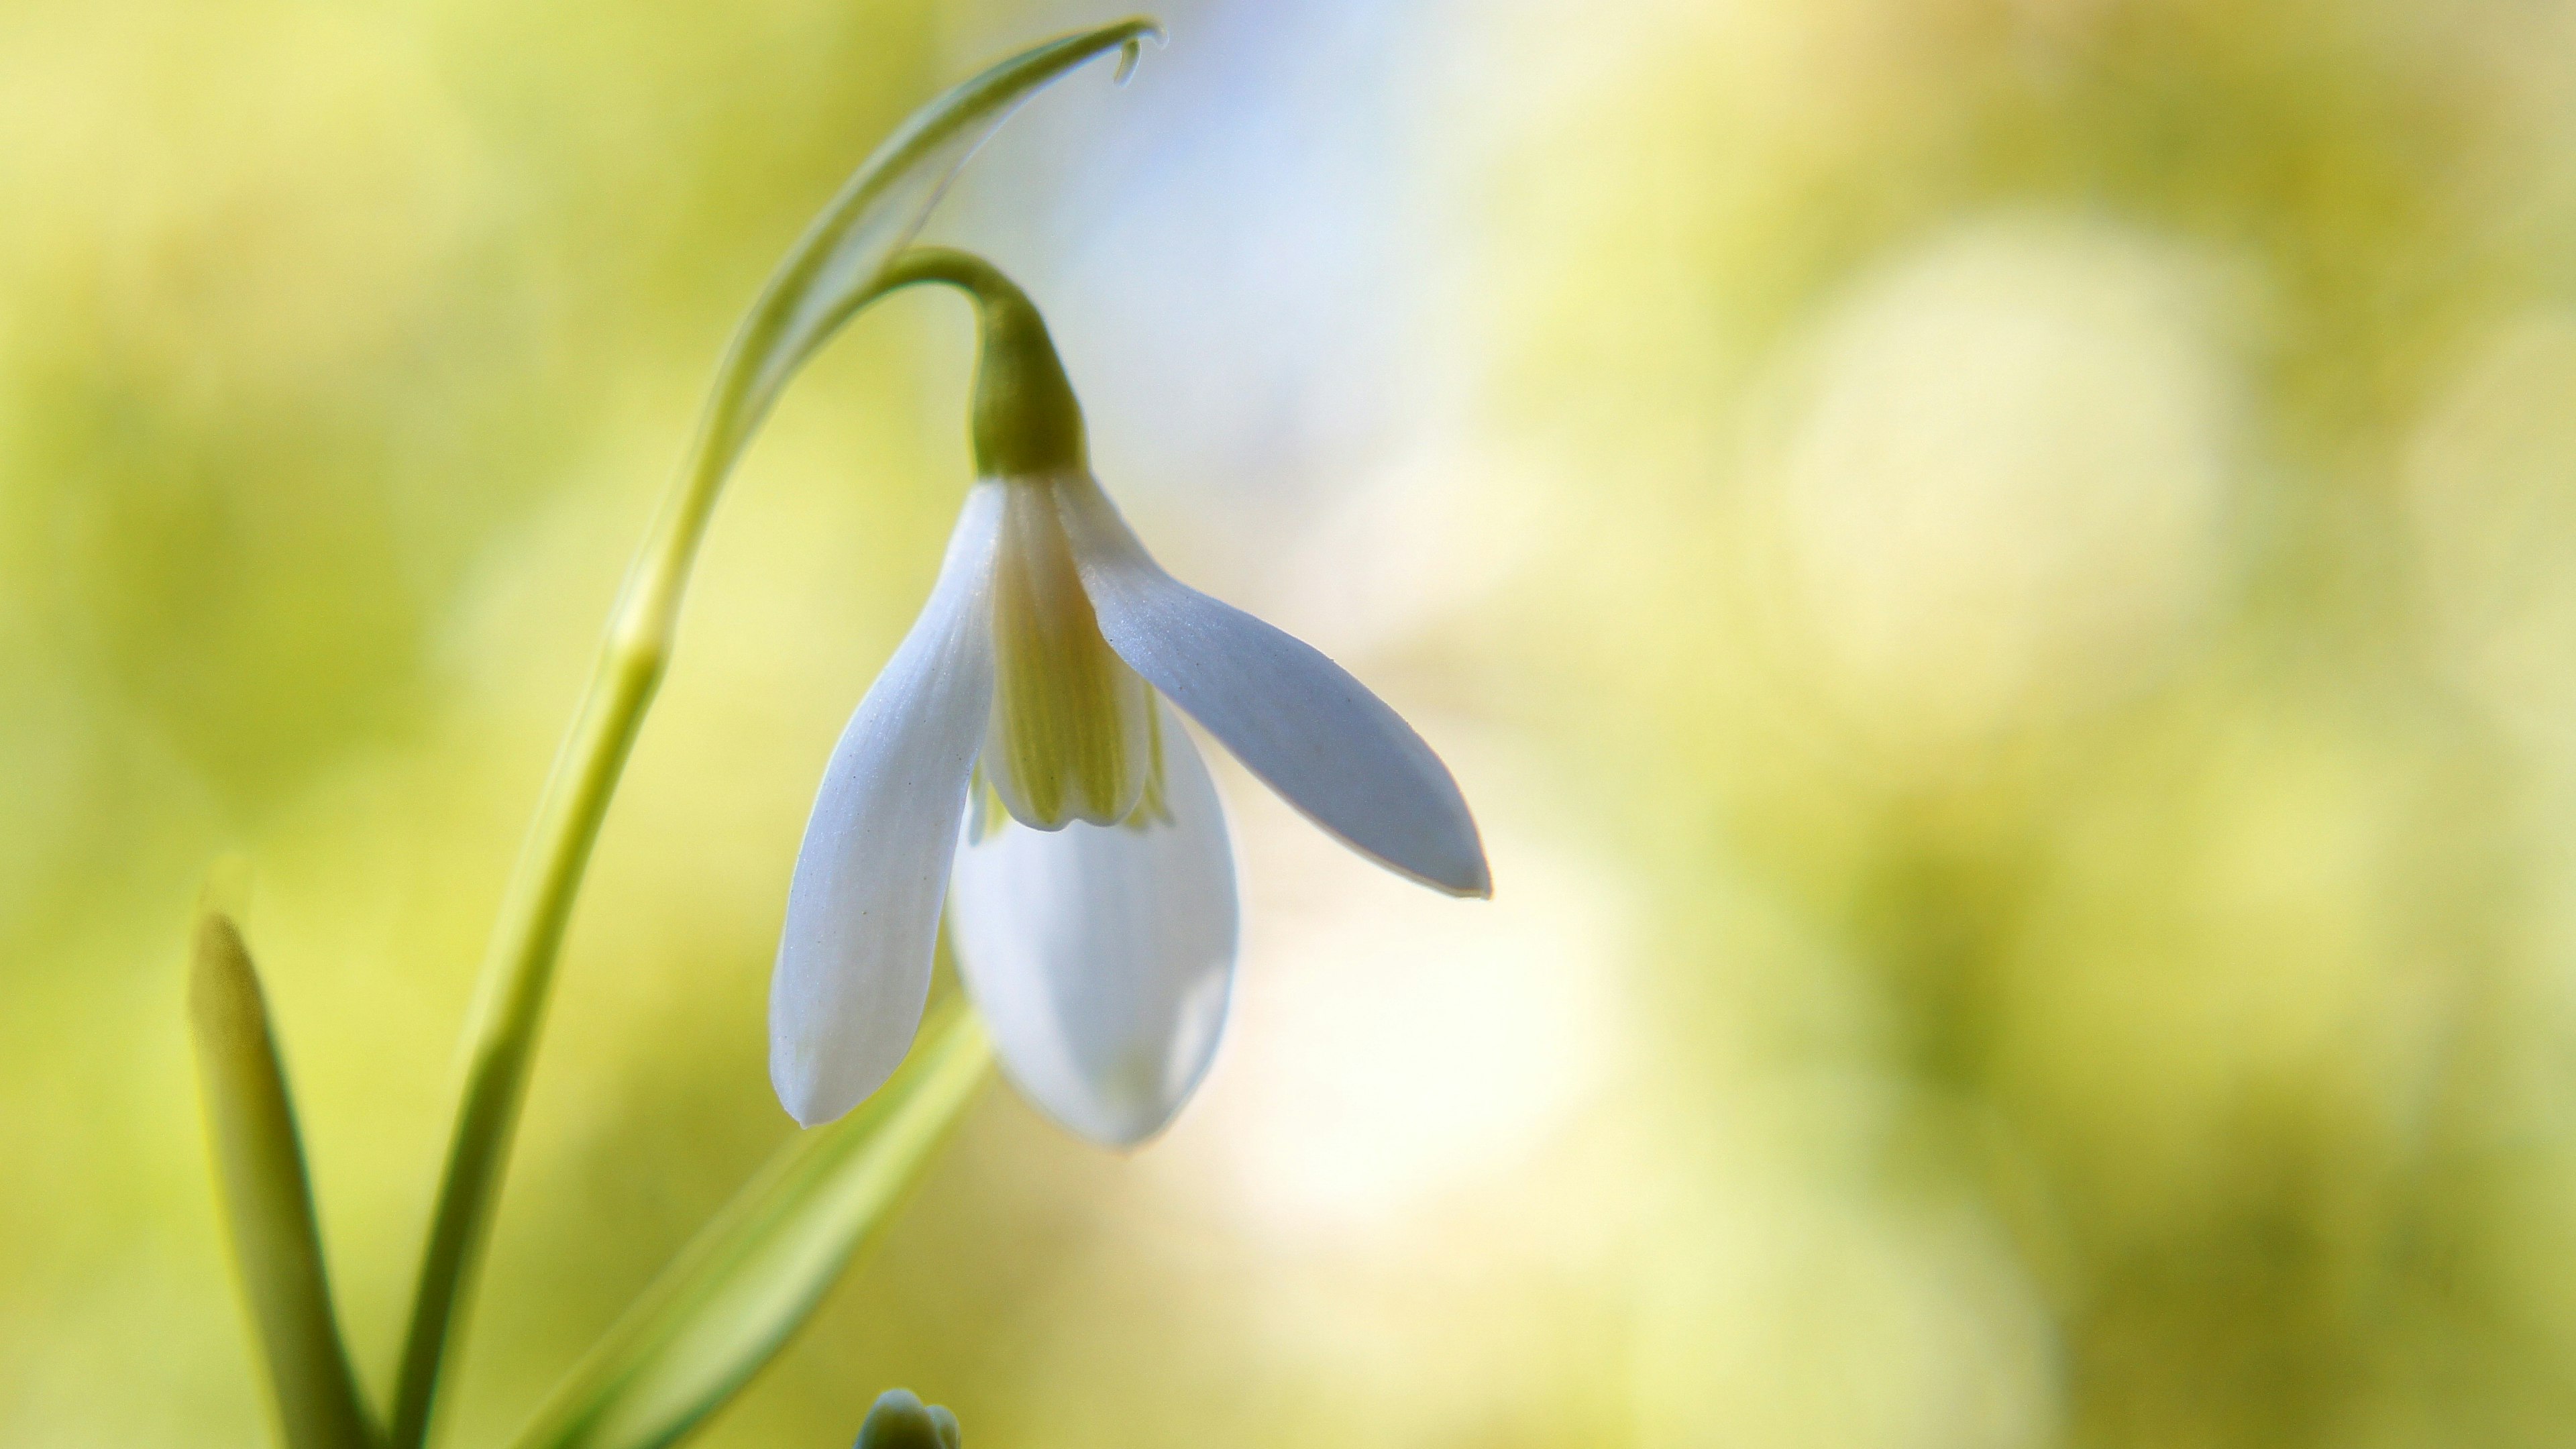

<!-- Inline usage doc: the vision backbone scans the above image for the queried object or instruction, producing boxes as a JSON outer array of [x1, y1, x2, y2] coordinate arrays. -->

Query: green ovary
[[981, 480, 1157, 829]]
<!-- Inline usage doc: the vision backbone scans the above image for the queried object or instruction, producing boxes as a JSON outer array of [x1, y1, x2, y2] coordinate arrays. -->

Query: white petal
[[1053, 474, 1492, 898], [949, 703, 1238, 1147], [771, 486, 1004, 1126]]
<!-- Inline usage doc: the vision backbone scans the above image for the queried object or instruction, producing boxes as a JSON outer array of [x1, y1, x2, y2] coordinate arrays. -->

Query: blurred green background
[[11, 0, 2576, 1444]]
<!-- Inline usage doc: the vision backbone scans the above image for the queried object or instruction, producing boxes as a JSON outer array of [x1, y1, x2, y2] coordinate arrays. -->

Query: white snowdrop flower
[[771, 249, 1489, 1143]]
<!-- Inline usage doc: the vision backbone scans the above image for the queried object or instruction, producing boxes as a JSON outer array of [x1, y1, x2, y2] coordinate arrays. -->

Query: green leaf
[[190, 910, 380, 1449], [699, 16, 1163, 480], [509, 1002, 992, 1449]]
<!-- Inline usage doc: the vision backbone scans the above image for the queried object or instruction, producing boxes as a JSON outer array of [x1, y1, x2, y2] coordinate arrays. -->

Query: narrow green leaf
[[190, 910, 380, 1449], [511, 1003, 992, 1449], [700, 16, 1163, 479]]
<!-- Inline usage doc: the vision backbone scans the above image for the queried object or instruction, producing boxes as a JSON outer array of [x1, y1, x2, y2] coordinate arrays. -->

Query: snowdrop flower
[[771, 249, 1489, 1142]]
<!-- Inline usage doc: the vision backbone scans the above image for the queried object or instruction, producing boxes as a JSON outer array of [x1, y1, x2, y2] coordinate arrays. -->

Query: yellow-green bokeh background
[[13, 0, 2576, 1444]]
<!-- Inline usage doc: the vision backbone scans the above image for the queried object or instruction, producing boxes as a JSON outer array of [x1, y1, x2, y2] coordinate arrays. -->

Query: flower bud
[[854, 1388, 962, 1449]]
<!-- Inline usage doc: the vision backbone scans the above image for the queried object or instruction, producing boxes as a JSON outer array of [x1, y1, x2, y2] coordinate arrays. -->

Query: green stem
[[867, 248, 1090, 477], [383, 246, 1089, 1449], [383, 244, 912, 1446], [383, 27, 1159, 1442], [386, 425, 729, 1449]]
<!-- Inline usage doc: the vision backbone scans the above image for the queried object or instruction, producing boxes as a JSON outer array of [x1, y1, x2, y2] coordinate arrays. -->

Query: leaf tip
[[1104, 17, 1165, 86], [190, 908, 264, 1043]]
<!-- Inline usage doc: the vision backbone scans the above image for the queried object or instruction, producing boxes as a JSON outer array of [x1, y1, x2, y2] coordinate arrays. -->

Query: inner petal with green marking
[[981, 477, 1157, 828]]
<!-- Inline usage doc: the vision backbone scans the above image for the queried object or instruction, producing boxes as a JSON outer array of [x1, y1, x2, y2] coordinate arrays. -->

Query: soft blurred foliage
[[12, 0, 2576, 1445]]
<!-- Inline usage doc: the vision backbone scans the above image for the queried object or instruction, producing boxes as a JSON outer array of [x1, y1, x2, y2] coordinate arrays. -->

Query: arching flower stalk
[[771, 248, 1489, 1143]]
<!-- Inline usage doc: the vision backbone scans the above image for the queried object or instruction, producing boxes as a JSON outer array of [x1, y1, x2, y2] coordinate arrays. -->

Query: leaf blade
[[512, 1002, 992, 1449], [191, 911, 380, 1449]]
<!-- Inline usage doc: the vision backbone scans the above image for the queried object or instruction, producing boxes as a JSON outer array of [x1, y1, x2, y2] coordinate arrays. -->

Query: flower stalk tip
[[869, 247, 1088, 478]]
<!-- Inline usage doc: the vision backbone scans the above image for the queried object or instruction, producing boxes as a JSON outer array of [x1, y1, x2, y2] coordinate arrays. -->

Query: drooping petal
[[1053, 474, 1493, 898], [949, 702, 1238, 1148], [981, 479, 1156, 829], [771, 485, 1005, 1126]]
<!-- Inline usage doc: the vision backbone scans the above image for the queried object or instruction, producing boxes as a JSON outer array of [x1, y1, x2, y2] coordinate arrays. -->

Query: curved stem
[[386, 423, 731, 1449], [384, 253, 1063, 1449], [867, 244, 1021, 301], [376, 22, 1157, 1447], [388, 262, 918, 1449], [864, 248, 1088, 477]]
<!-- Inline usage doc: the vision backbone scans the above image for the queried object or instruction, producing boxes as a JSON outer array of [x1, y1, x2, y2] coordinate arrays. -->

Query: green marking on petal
[[1122, 701, 1173, 832], [965, 763, 1008, 845], [982, 477, 1152, 829]]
